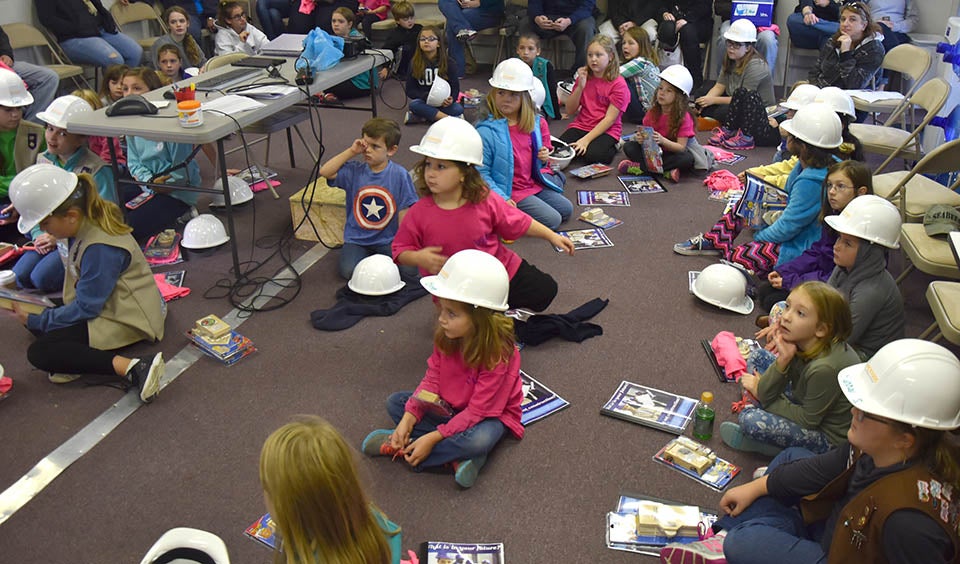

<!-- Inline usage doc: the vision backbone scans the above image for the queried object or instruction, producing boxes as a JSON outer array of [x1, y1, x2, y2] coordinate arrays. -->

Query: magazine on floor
[[569, 163, 613, 179], [576, 191, 630, 206], [555, 228, 615, 251], [606, 492, 718, 555], [244, 513, 279, 550], [520, 369, 570, 425], [236, 164, 278, 184], [600, 381, 697, 434], [653, 436, 741, 491], [424, 541, 504, 563], [578, 207, 623, 229], [186, 330, 257, 365], [618, 175, 666, 194], [162, 270, 186, 287]]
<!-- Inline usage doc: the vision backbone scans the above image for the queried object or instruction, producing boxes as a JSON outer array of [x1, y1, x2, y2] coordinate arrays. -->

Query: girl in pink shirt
[[361, 249, 524, 488], [391, 117, 574, 312], [618, 64, 696, 183], [559, 34, 630, 164]]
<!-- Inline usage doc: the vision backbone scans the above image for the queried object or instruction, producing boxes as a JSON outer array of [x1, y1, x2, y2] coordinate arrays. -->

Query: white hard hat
[[724, 19, 758, 43], [420, 249, 509, 311], [410, 117, 484, 166], [139, 527, 231, 564], [659, 65, 694, 97], [0, 68, 33, 108], [839, 339, 960, 430], [209, 176, 254, 207], [489, 58, 535, 92], [182, 214, 230, 249], [814, 86, 856, 118], [780, 102, 843, 149], [348, 254, 405, 296], [426, 76, 451, 107], [35, 95, 92, 129], [530, 79, 546, 111], [692, 263, 754, 315], [9, 164, 79, 234], [548, 136, 575, 170], [557, 80, 573, 107], [824, 194, 902, 249], [781, 83, 821, 111]]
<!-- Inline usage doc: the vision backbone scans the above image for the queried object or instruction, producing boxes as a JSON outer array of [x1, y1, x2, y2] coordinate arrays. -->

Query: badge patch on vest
[[27, 132, 38, 150], [353, 185, 396, 230]]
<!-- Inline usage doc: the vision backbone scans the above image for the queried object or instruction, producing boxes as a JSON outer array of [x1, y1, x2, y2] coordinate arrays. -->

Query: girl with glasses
[[214, 0, 268, 56], [404, 27, 463, 124], [662, 339, 960, 564]]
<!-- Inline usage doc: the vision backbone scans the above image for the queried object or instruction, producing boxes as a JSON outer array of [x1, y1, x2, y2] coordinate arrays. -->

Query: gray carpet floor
[[0, 74, 950, 563]]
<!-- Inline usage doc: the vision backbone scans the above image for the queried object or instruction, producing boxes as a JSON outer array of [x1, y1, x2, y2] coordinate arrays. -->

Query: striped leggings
[[702, 209, 780, 276]]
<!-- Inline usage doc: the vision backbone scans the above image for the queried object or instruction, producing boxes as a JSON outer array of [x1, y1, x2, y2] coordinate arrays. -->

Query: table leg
[[217, 138, 242, 280]]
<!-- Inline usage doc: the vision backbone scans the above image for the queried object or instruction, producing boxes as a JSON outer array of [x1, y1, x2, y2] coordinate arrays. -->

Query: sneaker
[[720, 421, 782, 457], [660, 530, 727, 564], [752, 466, 769, 480], [127, 352, 164, 403], [456, 28, 477, 41], [403, 111, 425, 125], [453, 454, 487, 488], [617, 159, 644, 175], [722, 131, 755, 150], [673, 234, 721, 256], [362, 429, 401, 457], [48, 373, 82, 384], [709, 126, 736, 146]]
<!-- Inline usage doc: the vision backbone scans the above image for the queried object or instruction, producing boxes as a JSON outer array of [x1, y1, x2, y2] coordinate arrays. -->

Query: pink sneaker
[[709, 127, 736, 146], [617, 159, 644, 175], [721, 131, 755, 150], [660, 530, 727, 564]]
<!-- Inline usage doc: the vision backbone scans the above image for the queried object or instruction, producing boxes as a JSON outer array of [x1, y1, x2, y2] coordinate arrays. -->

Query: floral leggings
[[725, 88, 783, 147], [738, 404, 834, 455], [702, 209, 780, 276]]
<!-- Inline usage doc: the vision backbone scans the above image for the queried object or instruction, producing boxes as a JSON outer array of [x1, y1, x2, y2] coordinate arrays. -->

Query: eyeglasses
[[419, 36, 439, 43], [725, 40, 747, 49], [826, 182, 854, 192], [228, 11, 247, 20], [855, 408, 891, 425], [840, 2, 868, 17]]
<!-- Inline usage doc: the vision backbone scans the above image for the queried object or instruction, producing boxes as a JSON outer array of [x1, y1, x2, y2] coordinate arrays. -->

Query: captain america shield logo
[[354, 185, 397, 230]]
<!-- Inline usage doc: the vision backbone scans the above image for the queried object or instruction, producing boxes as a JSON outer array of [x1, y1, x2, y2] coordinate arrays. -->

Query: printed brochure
[[569, 163, 613, 179], [425, 541, 504, 563], [555, 228, 614, 251], [600, 381, 697, 435], [520, 369, 569, 426], [576, 191, 630, 207], [618, 175, 665, 194]]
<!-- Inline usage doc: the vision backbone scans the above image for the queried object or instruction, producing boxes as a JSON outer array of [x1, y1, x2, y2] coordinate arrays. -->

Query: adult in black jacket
[[0, 26, 59, 122], [527, 0, 597, 72], [287, 0, 359, 35], [658, 0, 713, 90], [37, 0, 143, 68], [606, 0, 662, 39]]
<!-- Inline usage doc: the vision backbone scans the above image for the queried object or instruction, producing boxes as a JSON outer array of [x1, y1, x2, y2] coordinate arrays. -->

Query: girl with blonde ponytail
[[8, 165, 167, 404]]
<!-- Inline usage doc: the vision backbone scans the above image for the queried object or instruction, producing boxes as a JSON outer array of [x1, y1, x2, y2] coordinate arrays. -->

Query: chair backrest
[[201, 52, 249, 72], [111, 2, 167, 41], [884, 76, 949, 128], [5, 22, 50, 50], [914, 139, 960, 183], [882, 44, 932, 82]]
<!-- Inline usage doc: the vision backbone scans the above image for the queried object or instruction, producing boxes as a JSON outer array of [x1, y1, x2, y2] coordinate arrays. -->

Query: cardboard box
[[289, 178, 346, 244], [731, 0, 774, 27]]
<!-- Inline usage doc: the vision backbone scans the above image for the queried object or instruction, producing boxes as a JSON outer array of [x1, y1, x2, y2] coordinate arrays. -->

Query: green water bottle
[[693, 391, 715, 441]]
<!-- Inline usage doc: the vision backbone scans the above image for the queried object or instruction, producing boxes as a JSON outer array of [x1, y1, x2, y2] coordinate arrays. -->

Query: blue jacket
[[754, 161, 829, 266], [475, 110, 562, 201]]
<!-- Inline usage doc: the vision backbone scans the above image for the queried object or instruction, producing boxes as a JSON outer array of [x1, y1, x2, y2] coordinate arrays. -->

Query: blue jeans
[[516, 188, 572, 230], [438, 0, 503, 77], [408, 98, 464, 120], [386, 391, 507, 469], [14, 62, 60, 122], [717, 447, 826, 564], [529, 16, 596, 71], [13, 249, 64, 292], [60, 31, 144, 68], [256, 0, 289, 39], [786, 13, 838, 50], [714, 21, 779, 78]]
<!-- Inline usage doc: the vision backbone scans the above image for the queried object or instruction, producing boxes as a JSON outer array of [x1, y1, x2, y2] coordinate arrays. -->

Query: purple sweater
[[777, 226, 837, 290]]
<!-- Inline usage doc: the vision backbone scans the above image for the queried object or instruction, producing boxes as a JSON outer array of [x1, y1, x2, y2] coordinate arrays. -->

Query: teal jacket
[[754, 160, 831, 266]]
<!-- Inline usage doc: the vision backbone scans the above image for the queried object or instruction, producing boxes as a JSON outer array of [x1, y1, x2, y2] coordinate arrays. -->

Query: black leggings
[[28, 322, 118, 376], [725, 88, 782, 147], [755, 281, 789, 313], [623, 139, 695, 173], [509, 259, 558, 312], [327, 79, 371, 100], [560, 128, 619, 165]]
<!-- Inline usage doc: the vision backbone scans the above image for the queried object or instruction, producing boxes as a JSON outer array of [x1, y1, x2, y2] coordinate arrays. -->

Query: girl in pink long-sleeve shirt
[[391, 117, 574, 312], [362, 249, 525, 488]]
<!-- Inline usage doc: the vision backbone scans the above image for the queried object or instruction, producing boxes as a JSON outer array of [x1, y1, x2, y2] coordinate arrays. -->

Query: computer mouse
[[163, 89, 176, 100], [105, 95, 159, 117]]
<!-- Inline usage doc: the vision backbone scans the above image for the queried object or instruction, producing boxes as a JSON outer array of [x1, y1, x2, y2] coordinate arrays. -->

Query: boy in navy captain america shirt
[[319, 118, 419, 280]]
